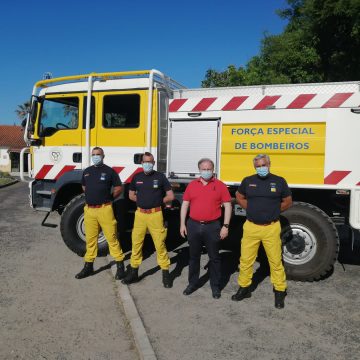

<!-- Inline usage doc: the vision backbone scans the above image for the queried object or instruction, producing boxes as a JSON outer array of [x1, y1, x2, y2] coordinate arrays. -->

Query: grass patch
[[0, 171, 15, 186], [0, 178, 14, 186]]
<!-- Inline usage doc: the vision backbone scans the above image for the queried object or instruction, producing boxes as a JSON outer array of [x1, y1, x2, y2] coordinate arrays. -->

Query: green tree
[[15, 101, 31, 121], [202, 0, 360, 87]]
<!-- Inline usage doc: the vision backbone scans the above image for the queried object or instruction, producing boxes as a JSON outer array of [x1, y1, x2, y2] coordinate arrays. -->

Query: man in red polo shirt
[[180, 158, 232, 299]]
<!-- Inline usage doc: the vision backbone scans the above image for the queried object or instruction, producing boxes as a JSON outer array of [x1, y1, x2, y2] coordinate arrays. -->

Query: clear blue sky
[[0, 0, 287, 125]]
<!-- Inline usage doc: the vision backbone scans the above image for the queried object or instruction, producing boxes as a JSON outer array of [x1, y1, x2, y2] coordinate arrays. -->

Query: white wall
[[0, 148, 11, 172]]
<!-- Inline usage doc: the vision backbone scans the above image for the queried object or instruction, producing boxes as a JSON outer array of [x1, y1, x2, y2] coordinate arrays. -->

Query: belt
[[248, 219, 279, 226], [190, 218, 220, 225], [138, 207, 162, 214], [87, 202, 112, 208]]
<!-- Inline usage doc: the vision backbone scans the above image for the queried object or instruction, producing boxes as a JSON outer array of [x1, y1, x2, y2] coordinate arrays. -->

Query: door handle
[[73, 152, 82, 163], [133, 153, 143, 164]]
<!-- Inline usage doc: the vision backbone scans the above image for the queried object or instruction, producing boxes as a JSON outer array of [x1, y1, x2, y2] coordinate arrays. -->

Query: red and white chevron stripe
[[169, 92, 359, 112], [35, 165, 360, 186], [324, 171, 360, 186], [35, 165, 143, 183]]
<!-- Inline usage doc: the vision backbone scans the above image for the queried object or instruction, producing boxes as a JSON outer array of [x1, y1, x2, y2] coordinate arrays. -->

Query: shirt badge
[[249, 184, 257, 187], [153, 179, 159, 189], [270, 182, 277, 192], [100, 173, 106, 181]]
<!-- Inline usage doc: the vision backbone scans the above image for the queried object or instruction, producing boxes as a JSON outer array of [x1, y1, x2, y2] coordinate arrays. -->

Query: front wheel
[[60, 194, 109, 257], [281, 202, 339, 281]]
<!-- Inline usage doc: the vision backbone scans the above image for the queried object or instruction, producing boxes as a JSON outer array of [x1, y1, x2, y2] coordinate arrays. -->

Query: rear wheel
[[60, 194, 109, 257], [281, 202, 339, 281]]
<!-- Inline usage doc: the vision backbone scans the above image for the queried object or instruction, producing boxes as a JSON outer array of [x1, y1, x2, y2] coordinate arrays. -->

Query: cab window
[[39, 97, 79, 137], [103, 94, 140, 128]]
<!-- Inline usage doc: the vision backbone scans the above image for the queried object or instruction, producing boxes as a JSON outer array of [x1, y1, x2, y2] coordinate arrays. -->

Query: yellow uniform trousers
[[83, 204, 124, 263], [238, 220, 287, 291], [130, 209, 170, 270]]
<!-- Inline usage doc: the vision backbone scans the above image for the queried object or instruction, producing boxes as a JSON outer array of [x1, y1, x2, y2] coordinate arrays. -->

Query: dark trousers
[[187, 218, 221, 290]]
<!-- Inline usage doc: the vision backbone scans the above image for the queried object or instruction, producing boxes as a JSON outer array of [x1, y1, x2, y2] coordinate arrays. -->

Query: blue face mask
[[91, 155, 103, 166], [200, 170, 213, 181], [256, 166, 269, 177], [142, 162, 154, 173]]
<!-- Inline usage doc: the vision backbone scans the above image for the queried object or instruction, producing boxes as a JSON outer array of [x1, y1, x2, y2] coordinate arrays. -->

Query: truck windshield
[[39, 97, 79, 137]]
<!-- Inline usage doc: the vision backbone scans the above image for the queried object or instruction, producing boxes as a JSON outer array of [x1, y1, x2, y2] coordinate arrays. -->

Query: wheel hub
[[282, 224, 317, 265], [285, 233, 306, 255], [76, 214, 107, 244]]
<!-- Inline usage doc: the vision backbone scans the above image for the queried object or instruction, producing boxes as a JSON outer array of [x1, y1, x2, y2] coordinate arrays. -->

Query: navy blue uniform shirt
[[237, 173, 291, 224], [130, 171, 171, 209], [82, 164, 121, 205]]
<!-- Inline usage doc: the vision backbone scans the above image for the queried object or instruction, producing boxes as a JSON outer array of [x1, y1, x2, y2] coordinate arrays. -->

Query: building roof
[[0, 125, 26, 151]]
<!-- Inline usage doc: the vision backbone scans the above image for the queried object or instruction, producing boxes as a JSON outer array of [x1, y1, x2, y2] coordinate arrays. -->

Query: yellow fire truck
[[21, 69, 360, 281]]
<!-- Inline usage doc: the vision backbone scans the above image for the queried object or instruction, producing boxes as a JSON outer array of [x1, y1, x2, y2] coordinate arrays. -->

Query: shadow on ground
[[112, 201, 360, 286]]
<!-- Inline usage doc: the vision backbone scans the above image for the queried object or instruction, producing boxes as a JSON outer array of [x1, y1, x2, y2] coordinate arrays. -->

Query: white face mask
[[142, 162, 154, 173], [91, 155, 103, 166], [200, 170, 213, 180], [255, 166, 269, 177]]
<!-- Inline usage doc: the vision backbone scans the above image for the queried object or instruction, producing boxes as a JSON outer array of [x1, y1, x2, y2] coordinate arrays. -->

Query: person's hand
[[220, 226, 229, 240], [180, 224, 187, 238]]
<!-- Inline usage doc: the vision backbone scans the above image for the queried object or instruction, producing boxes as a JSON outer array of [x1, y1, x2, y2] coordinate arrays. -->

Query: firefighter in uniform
[[122, 152, 174, 288], [180, 158, 232, 299], [231, 154, 292, 308], [75, 147, 126, 280]]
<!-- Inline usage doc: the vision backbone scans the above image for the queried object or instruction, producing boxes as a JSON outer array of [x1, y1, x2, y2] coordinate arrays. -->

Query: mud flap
[[350, 188, 360, 230]]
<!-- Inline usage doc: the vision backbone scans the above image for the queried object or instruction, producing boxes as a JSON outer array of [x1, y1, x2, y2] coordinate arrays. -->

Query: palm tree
[[15, 101, 31, 121]]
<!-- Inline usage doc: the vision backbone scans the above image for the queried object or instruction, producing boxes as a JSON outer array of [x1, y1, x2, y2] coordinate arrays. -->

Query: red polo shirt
[[183, 177, 231, 221]]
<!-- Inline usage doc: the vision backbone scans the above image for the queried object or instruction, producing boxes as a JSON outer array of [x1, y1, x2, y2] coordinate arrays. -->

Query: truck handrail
[[19, 147, 30, 182], [33, 69, 186, 94], [146, 69, 187, 151]]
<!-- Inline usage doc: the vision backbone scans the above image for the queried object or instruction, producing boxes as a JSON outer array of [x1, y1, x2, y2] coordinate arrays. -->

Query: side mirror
[[133, 153, 143, 164], [30, 101, 38, 125]]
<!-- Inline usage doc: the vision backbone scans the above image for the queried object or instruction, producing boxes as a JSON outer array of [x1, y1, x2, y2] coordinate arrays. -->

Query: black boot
[[121, 266, 139, 284], [75, 262, 94, 279], [231, 286, 251, 301], [115, 261, 126, 280], [274, 289, 286, 309], [183, 284, 197, 296], [162, 269, 172, 288]]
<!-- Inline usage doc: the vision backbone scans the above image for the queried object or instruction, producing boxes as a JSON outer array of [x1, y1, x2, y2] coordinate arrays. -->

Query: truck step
[[34, 206, 51, 212], [36, 190, 52, 196]]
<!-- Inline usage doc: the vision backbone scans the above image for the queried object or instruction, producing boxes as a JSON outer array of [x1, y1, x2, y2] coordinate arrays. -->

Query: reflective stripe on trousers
[[130, 210, 170, 270], [238, 220, 287, 291], [83, 204, 124, 262]]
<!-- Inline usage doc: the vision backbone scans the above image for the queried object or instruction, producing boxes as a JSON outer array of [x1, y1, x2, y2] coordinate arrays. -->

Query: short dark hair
[[142, 152, 154, 162], [92, 146, 104, 155]]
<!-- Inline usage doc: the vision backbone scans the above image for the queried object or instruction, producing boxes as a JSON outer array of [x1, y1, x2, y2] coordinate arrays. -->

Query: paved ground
[[0, 182, 138, 360], [2, 182, 360, 360]]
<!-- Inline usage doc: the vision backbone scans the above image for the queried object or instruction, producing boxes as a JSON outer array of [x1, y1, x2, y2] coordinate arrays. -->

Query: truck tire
[[280, 202, 339, 281], [60, 194, 109, 257]]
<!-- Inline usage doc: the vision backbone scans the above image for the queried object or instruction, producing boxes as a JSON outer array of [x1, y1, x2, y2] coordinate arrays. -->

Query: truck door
[[168, 119, 220, 178], [34, 94, 82, 180], [95, 90, 148, 182]]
